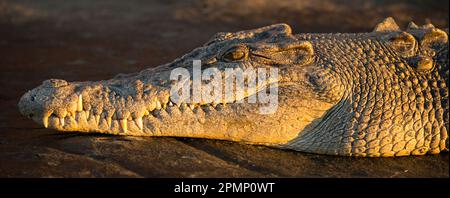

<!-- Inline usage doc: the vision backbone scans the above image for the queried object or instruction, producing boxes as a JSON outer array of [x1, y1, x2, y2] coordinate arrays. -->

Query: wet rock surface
[[0, 0, 448, 177]]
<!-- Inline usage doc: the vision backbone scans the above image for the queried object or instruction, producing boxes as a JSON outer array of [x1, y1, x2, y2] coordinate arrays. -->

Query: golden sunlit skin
[[18, 17, 448, 157]]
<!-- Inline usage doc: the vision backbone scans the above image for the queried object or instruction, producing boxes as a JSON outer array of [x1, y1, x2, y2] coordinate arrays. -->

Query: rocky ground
[[0, 0, 448, 177]]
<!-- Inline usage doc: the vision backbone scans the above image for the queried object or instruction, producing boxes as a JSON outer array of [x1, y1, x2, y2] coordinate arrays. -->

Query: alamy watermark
[[169, 60, 279, 114]]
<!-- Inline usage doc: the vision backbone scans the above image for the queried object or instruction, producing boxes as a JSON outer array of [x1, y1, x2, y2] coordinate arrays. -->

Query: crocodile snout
[[18, 79, 76, 128], [18, 89, 39, 120]]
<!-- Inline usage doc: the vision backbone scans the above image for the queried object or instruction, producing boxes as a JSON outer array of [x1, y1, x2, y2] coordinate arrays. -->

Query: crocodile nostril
[[30, 95, 35, 102], [28, 113, 34, 118]]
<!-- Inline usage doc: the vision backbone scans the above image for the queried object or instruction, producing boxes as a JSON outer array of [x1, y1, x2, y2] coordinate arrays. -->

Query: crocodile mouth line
[[40, 81, 282, 133], [44, 99, 230, 133]]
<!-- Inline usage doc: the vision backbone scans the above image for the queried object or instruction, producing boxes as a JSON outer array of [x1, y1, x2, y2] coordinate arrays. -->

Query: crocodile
[[18, 17, 448, 157]]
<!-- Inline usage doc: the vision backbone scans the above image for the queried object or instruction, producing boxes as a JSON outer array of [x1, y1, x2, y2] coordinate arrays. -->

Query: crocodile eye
[[220, 45, 248, 62]]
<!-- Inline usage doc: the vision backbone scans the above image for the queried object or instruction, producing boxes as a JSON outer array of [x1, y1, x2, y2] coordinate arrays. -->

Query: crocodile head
[[18, 18, 449, 157]]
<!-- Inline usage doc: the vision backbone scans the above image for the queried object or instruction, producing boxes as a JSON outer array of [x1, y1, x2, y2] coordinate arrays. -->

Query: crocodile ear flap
[[278, 41, 314, 65], [251, 41, 314, 65], [382, 31, 418, 58], [374, 18, 418, 57]]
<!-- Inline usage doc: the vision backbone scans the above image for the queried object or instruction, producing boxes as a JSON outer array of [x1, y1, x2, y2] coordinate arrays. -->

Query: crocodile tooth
[[156, 101, 162, 110], [69, 116, 76, 126], [107, 117, 112, 127], [43, 117, 49, 128], [95, 115, 100, 125], [135, 117, 143, 130], [85, 110, 90, 119], [120, 119, 127, 132], [189, 104, 195, 110], [168, 101, 173, 106], [77, 95, 83, 111], [60, 117, 65, 126]]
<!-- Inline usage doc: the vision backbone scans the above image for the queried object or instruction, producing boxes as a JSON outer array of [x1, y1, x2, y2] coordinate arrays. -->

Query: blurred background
[[0, 0, 448, 82], [0, 0, 448, 177]]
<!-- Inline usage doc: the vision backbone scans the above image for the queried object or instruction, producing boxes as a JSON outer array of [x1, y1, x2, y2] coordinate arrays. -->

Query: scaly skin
[[18, 17, 448, 157]]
